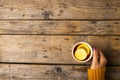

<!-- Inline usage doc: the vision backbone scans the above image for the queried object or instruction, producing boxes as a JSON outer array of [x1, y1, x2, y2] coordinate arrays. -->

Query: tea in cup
[[72, 42, 93, 63]]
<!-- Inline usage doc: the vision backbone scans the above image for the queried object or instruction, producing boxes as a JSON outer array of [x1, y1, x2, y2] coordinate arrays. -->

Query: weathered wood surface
[[0, 64, 120, 80], [0, 35, 119, 65], [0, 64, 88, 80], [0, 0, 120, 79], [0, 64, 119, 80], [0, 0, 120, 19], [0, 21, 119, 35]]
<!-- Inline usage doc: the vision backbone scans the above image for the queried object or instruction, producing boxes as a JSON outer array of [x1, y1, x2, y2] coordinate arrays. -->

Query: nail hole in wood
[[106, 3, 110, 7], [0, 5, 3, 7], [115, 22, 118, 24], [10, 8, 13, 11], [115, 38, 119, 40], [22, 14, 25, 17]]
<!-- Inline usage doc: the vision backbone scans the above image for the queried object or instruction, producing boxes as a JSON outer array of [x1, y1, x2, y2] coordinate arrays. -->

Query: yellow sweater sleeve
[[88, 68, 106, 80]]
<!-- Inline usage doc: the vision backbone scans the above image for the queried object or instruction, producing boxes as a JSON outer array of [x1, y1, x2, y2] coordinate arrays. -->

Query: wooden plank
[[0, 64, 119, 80], [0, 21, 119, 35], [0, 35, 119, 65], [0, 0, 120, 19]]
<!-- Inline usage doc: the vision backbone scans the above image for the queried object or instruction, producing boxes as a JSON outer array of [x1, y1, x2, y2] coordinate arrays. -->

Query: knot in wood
[[55, 67, 62, 73]]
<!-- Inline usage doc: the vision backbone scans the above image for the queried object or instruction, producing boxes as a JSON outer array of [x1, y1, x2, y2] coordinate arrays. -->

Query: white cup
[[72, 42, 93, 63]]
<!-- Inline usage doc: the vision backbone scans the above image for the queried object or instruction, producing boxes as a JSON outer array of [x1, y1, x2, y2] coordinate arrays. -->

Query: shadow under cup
[[72, 42, 93, 63]]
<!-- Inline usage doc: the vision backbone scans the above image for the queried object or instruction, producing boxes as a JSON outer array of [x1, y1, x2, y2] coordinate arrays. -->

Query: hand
[[90, 47, 107, 69]]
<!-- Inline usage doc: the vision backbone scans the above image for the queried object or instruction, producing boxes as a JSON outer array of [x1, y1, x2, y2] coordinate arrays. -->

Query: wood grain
[[0, 21, 119, 35], [0, 0, 120, 19], [0, 35, 119, 65], [0, 0, 119, 79], [0, 64, 119, 80]]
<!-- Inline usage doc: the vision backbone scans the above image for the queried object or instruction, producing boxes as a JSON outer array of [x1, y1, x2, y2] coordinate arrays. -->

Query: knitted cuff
[[88, 68, 106, 80]]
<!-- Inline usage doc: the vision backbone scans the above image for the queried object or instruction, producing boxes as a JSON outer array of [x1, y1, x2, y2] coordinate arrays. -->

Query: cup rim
[[72, 42, 93, 63]]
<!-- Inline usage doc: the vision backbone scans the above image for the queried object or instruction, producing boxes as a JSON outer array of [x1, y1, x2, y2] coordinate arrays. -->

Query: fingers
[[99, 50, 107, 67], [91, 47, 99, 69], [92, 47, 99, 64], [90, 47, 107, 69]]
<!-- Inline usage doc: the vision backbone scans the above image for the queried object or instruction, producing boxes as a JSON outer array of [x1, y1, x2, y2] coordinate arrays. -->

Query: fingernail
[[94, 47, 97, 51]]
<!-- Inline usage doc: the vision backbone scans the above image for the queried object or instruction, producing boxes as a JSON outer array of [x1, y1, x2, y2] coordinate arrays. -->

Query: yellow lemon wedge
[[74, 48, 87, 60], [77, 44, 90, 55]]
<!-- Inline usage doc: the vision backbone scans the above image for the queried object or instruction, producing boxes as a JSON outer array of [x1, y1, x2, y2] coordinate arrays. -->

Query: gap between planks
[[0, 34, 120, 36], [0, 19, 120, 21], [0, 62, 120, 67]]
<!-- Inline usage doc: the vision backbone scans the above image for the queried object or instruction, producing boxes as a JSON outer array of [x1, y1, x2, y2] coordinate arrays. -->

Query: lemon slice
[[77, 44, 90, 55], [74, 48, 87, 60]]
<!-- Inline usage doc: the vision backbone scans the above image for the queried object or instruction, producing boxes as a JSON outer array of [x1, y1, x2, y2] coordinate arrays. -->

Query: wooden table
[[0, 0, 120, 80]]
